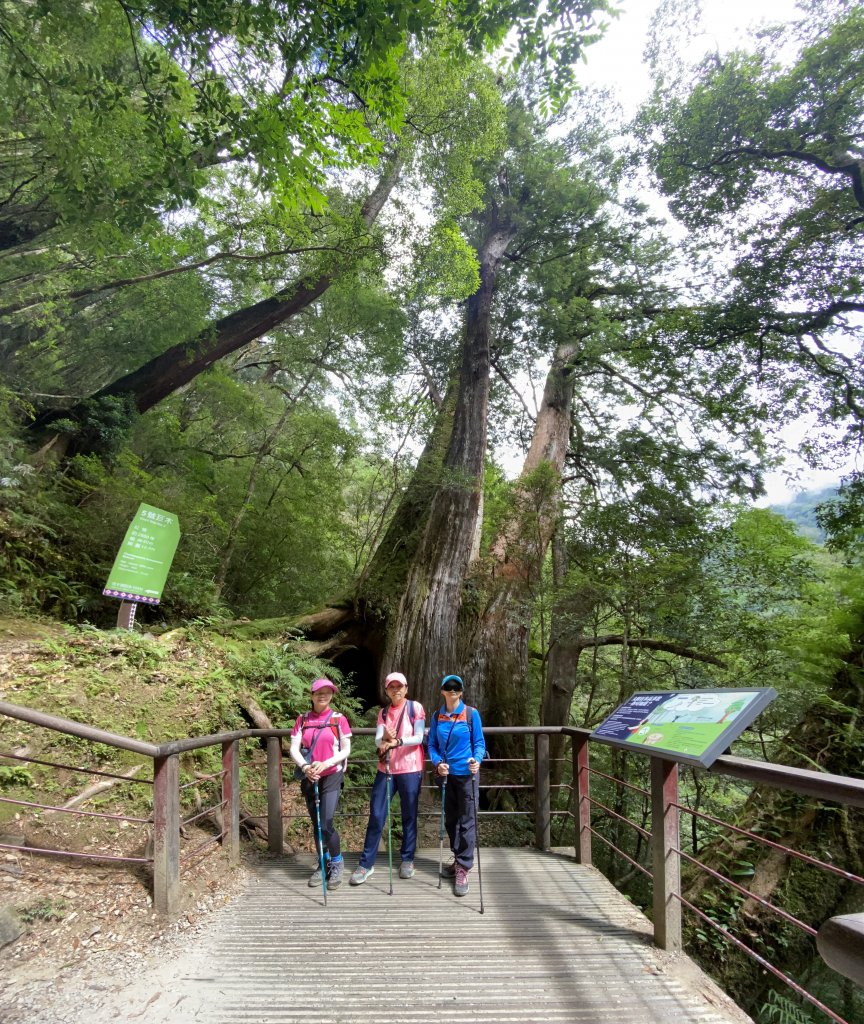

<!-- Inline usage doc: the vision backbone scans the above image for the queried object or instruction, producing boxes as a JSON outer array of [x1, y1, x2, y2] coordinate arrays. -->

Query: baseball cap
[[384, 672, 408, 688], [440, 674, 464, 692], [311, 678, 338, 693]]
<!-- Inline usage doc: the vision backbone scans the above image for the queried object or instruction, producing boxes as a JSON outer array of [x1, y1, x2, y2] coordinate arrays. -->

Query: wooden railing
[[2, 700, 863, 1012]]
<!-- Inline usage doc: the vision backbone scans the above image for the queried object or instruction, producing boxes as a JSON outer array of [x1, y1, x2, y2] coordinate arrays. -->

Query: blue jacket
[[427, 700, 486, 775]]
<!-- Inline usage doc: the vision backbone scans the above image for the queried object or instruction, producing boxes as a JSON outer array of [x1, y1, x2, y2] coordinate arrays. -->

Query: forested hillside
[[1, 1, 862, 1020], [770, 487, 837, 543]]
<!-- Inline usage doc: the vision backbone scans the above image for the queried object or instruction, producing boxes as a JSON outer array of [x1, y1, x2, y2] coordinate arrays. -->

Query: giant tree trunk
[[460, 341, 579, 720], [30, 155, 403, 436], [291, 380, 461, 682], [380, 216, 516, 713], [355, 380, 459, 612], [293, 215, 514, 713]]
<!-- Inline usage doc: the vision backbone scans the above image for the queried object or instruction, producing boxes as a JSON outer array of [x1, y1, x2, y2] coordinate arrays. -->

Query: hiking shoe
[[308, 864, 324, 887], [327, 859, 344, 889], [454, 866, 469, 896], [399, 861, 415, 879], [350, 865, 374, 886], [441, 859, 457, 878]]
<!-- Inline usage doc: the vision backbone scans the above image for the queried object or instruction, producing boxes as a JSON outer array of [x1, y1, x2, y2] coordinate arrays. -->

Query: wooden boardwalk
[[131, 847, 751, 1024]]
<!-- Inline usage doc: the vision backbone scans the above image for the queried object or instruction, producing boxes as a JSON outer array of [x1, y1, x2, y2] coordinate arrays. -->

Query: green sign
[[590, 688, 777, 768], [103, 503, 181, 605]]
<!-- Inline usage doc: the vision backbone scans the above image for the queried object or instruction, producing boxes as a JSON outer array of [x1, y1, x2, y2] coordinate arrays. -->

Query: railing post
[[534, 732, 551, 850], [651, 757, 682, 951], [572, 734, 592, 865], [222, 739, 241, 865], [152, 754, 180, 918], [266, 736, 283, 855]]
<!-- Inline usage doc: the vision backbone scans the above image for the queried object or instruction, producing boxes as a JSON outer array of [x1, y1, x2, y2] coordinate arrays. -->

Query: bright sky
[[571, 0, 853, 505], [578, 0, 801, 116]]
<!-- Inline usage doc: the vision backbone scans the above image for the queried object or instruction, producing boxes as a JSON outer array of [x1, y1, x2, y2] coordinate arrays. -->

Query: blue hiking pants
[[358, 770, 423, 868]]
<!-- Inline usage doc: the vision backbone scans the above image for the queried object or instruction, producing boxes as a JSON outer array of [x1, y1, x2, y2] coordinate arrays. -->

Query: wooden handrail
[[3, 701, 864, 943], [2, 700, 861, 806], [0, 700, 160, 757]]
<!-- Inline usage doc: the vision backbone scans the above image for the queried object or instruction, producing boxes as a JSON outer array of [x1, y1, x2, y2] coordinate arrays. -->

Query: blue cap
[[440, 675, 464, 692]]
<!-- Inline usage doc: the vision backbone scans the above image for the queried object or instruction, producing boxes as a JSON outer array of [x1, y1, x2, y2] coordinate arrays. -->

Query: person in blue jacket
[[427, 674, 486, 897]]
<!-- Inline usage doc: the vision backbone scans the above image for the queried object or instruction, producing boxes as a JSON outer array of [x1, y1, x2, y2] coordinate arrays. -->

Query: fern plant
[[758, 989, 815, 1024]]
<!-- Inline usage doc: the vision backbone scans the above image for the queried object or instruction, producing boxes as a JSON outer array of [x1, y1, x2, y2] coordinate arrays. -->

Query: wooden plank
[[534, 732, 551, 850], [150, 848, 750, 1024], [266, 736, 283, 855], [221, 740, 240, 865], [573, 732, 592, 865]]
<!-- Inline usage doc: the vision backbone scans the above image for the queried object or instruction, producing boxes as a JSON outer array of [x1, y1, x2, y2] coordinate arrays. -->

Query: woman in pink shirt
[[290, 678, 352, 888], [350, 671, 425, 885]]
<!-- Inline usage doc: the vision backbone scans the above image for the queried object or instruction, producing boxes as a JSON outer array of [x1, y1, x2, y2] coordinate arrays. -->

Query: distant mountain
[[769, 486, 839, 544]]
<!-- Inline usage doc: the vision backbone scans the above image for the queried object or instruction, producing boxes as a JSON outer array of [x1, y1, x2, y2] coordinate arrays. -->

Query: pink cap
[[384, 671, 408, 688], [311, 678, 338, 693]]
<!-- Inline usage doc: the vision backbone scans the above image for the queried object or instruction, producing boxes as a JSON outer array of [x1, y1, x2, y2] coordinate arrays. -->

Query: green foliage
[[0, 0, 610, 252], [55, 396, 140, 458], [758, 989, 815, 1024], [0, 765, 34, 790], [227, 644, 357, 726], [639, 1, 864, 450], [18, 898, 66, 925], [817, 476, 864, 558]]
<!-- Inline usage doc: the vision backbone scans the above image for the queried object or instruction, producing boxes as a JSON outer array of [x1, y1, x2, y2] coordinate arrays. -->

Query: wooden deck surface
[[149, 847, 752, 1024]]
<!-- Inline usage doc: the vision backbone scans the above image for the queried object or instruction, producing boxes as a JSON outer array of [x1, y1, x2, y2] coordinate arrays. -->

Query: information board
[[103, 503, 181, 605], [590, 688, 777, 768]]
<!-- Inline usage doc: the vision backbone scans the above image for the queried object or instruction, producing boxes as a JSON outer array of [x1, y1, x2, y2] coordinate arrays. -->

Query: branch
[[0, 243, 360, 319], [690, 146, 864, 209], [574, 634, 727, 668], [60, 763, 144, 809], [491, 355, 536, 423]]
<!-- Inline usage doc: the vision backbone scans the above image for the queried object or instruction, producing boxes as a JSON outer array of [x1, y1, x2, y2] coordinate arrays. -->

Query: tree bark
[[355, 378, 460, 614], [460, 340, 579, 719], [379, 215, 516, 713]]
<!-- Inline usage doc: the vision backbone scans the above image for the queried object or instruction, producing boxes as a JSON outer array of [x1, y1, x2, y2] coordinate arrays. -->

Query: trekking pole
[[437, 771, 447, 890], [385, 748, 394, 895], [313, 780, 327, 907], [472, 771, 484, 914]]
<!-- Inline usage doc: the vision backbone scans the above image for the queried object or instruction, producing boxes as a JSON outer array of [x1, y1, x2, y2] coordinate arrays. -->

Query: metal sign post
[[116, 600, 138, 631]]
